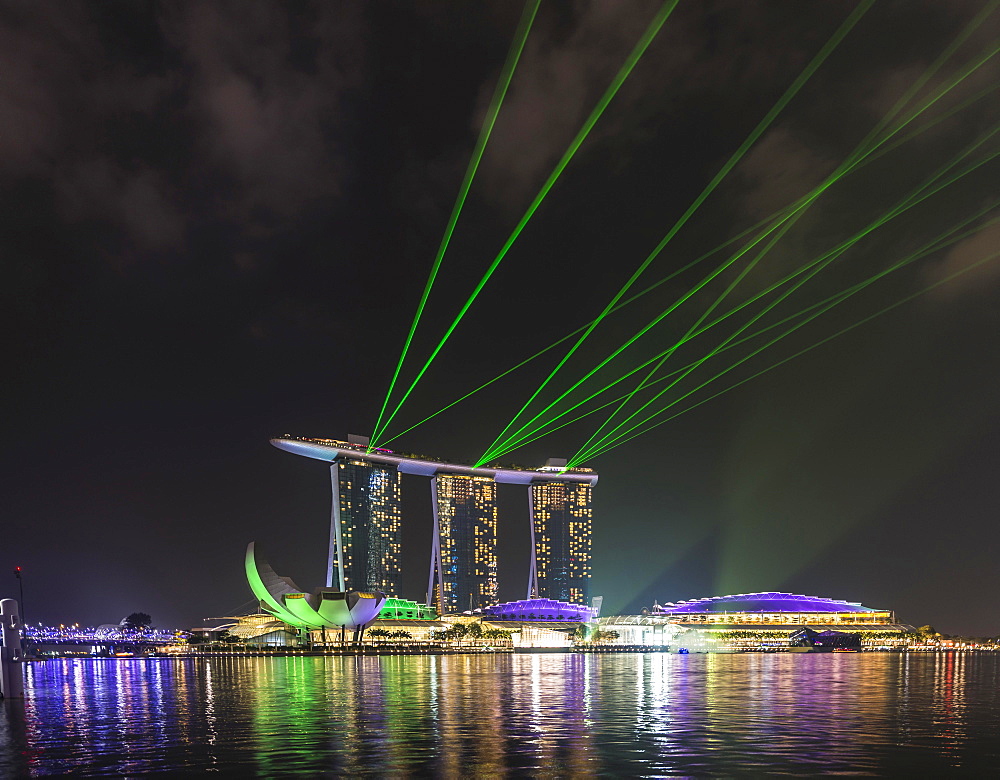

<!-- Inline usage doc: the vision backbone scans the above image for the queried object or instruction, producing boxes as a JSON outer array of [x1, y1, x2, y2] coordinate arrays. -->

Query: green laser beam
[[507, 211, 999, 461], [371, 0, 540, 446], [567, 1, 1000, 460], [377, 32, 1000, 452], [873, 0, 1000, 136], [373, 80, 1000, 449], [540, 33, 1000, 459], [571, 126, 1000, 461], [483, 5, 987, 463], [483, 33, 1000, 462], [518, 155, 1000, 463], [494, 206, 1000, 460], [572, 205, 1000, 463], [573, 200, 810, 460], [478, 0, 875, 464], [569, 3, 999, 459], [382, 66, 1000, 452], [572, 211, 999, 463], [494, 136, 994, 463], [571, 169, 1000, 463], [485, 155, 884, 461], [579, 243, 1000, 462], [371, 0, 679, 448]]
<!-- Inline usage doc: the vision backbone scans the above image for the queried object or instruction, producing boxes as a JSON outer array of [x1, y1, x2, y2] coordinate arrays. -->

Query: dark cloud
[[0, 2, 183, 252], [0, 1, 366, 255], [471, 1, 848, 210], [736, 125, 835, 221], [0, 2, 90, 175], [161, 2, 365, 222], [925, 218, 1000, 296], [472, 1, 661, 207], [56, 159, 185, 252]]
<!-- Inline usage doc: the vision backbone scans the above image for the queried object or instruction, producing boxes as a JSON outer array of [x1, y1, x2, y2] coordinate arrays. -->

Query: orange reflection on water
[[6, 652, 1000, 776]]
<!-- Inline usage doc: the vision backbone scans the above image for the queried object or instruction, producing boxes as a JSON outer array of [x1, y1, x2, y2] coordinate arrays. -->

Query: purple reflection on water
[[2, 653, 999, 776]]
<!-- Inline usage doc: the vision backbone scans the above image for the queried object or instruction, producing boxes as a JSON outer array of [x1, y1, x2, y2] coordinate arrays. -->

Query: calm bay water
[[1, 652, 998, 776]]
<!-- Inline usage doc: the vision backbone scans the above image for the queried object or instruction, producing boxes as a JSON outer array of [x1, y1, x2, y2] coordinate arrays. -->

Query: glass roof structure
[[656, 592, 879, 614], [377, 598, 437, 620], [483, 598, 595, 622]]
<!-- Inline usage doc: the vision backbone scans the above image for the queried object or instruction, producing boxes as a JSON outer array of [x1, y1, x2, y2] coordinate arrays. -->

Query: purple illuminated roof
[[484, 598, 595, 622], [656, 592, 878, 614]]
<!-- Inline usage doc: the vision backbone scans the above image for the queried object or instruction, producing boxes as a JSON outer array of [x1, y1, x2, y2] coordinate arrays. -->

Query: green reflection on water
[[8, 653, 1000, 776]]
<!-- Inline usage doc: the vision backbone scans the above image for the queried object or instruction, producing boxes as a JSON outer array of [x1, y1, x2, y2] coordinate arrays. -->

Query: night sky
[[3, 1, 998, 636]]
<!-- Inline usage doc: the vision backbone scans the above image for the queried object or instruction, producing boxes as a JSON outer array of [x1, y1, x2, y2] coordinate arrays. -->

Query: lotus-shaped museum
[[245, 542, 386, 630]]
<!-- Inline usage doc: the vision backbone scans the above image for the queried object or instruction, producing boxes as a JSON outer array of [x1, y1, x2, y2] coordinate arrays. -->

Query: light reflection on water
[[1, 653, 998, 776]]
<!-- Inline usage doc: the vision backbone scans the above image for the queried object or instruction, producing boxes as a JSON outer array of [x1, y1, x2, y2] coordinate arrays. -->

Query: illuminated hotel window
[[531, 481, 592, 604], [335, 458, 403, 596], [434, 475, 497, 613]]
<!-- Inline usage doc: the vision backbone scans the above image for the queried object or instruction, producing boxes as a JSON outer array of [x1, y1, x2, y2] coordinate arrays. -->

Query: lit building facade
[[529, 481, 593, 605], [430, 475, 498, 614], [484, 598, 595, 622], [591, 593, 915, 650], [644, 592, 914, 650], [332, 458, 402, 595], [269, 436, 598, 616], [377, 597, 438, 620], [652, 592, 896, 625]]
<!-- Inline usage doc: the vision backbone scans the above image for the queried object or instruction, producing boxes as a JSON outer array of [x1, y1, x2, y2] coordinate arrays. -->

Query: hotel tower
[[528, 476, 593, 605], [270, 436, 597, 614], [330, 455, 403, 595], [429, 474, 498, 614]]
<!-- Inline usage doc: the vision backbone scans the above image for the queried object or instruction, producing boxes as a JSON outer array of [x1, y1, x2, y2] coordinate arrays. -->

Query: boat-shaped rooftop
[[270, 435, 598, 485]]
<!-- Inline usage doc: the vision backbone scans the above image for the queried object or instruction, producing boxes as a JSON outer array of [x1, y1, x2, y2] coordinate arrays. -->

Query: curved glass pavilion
[[483, 598, 596, 622], [377, 598, 437, 620], [652, 592, 894, 625]]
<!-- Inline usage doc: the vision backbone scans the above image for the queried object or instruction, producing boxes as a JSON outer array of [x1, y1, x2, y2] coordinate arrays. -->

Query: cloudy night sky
[[3, 0, 998, 635]]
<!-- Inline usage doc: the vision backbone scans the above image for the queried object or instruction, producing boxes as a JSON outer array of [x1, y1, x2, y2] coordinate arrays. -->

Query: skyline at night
[[2, 1, 999, 636]]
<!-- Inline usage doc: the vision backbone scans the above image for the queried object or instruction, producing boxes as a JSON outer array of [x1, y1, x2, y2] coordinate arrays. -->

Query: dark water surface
[[2, 652, 998, 776]]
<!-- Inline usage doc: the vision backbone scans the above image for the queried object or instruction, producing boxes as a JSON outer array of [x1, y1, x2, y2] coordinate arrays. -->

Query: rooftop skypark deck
[[270, 435, 599, 486]]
